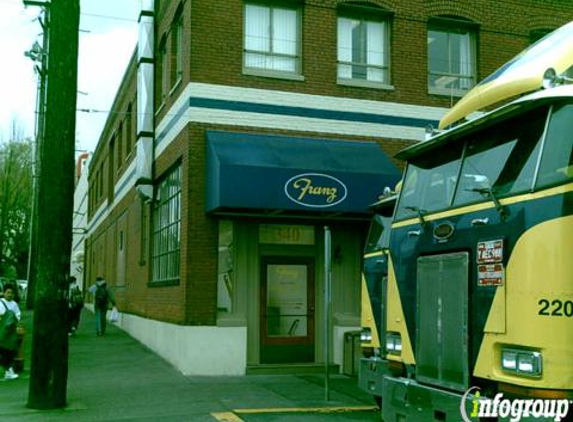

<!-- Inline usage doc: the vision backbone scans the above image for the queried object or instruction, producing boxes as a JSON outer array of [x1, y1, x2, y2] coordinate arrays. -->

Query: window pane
[[351, 20, 364, 64], [273, 8, 297, 55], [537, 103, 573, 188], [217, 220, 234, 314], [452, 108, 546, 206], [271, 56, 296, 72], [266, 264, 308, 337], [337, 18, 353, 62], [366, 21, 385, 66], [337, 63, 352, 79], [367, 68, 385, 82], [245, 4, 269, 52], [428, 30, 448, 72], [245, 52, 268, 68]]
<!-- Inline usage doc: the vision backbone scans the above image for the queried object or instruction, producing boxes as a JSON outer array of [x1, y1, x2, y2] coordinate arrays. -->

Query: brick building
[[84, 0, 573, 375]]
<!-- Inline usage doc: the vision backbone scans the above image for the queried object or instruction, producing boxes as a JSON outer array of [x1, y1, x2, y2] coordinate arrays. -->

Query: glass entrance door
[[260, 257, 315, 364]]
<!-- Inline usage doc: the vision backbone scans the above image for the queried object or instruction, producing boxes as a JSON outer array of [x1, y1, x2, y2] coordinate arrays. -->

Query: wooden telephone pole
[[27, 0, 80, 409]]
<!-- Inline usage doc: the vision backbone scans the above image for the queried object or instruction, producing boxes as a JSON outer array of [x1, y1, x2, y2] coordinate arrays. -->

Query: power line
[[81, 12, 138, 23]]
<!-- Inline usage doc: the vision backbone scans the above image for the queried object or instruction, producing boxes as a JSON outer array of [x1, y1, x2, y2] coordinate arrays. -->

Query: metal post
[[324, 225, 332, 402]]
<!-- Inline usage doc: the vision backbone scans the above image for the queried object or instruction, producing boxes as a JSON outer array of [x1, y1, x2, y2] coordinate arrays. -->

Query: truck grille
[[416, 252, 469, 391]]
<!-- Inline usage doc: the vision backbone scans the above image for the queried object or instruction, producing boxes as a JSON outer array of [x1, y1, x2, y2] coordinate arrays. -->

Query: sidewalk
[[1, 309, 376, 422]]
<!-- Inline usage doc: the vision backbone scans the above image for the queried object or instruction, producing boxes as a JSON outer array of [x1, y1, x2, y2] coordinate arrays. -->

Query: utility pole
[[24, 1, 50, 311], [27, 0, 80, 409]]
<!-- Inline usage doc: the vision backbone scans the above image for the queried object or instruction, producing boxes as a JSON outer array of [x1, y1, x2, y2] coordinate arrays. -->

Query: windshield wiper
[[470, 187, 507, 220], [405, 206, 427, 228]]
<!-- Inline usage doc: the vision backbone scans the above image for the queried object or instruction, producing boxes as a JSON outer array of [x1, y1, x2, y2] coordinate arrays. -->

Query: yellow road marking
[[234, 405, 378, 414], [211, 411, 246, 422], [211, 405, 378, 420]]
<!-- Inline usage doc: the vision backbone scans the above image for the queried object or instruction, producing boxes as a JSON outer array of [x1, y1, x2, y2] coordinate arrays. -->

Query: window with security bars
[[152, 165, 181, 284], [428, 19, 476, 96], [243, 2, 301, 75], [337, 6, 390, 85]]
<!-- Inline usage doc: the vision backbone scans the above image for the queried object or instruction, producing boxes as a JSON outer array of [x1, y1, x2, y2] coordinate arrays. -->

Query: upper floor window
[[117, 123, 123, 171], [428, 18, 477, 96], [171, 11, 183, 87], [243, 2, 301, 76], [157, 35, 168, 104], [337, 5, 391, 86], [125, 102, 133, 158]]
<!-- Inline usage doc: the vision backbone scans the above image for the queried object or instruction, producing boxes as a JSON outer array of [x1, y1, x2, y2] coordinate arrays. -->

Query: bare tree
[[0, 130, 33, 280]]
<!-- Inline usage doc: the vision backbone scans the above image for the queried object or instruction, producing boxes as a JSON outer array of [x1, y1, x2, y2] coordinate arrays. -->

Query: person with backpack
[[88, 276, 116, 336], [0, 283, 21, 379], [68, 276, 84, 336]]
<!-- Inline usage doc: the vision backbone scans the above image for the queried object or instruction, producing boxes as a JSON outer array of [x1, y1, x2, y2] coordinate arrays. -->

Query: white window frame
[[337, 6, 392, 89], [243, 2, 303, 80], [151, 165, 181, 284], [428, 19, 477, 97]]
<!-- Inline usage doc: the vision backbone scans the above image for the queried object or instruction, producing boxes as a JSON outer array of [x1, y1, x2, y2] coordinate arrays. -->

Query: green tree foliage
[[0, 133, 33, 279]]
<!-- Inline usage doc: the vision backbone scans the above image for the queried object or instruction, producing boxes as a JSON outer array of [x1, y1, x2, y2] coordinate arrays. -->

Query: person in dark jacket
[[68, 276, 84, 336], [88, 276, 116, 336]]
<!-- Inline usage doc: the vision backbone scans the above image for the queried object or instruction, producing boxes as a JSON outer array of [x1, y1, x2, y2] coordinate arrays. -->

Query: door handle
[[471, 217, 489, 226]]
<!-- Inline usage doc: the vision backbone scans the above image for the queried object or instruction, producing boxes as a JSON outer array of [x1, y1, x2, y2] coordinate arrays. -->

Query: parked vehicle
[[357, 193, 396, 408], [370, 22, 573, 421]]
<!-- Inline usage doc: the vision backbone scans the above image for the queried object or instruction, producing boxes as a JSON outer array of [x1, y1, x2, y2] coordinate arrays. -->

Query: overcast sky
[[0, 0, 140, 152]]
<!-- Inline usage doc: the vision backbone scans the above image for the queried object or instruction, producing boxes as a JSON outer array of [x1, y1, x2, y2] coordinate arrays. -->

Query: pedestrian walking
[[88, 276, 116, 336], [68, 276, 84, 336], [0, 283, 21, 380]]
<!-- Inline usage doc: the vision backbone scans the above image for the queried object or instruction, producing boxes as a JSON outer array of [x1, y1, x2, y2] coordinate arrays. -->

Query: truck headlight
[[501, 348, 542, 377], [386, 332, 402, 354], [360, 327, 372, 342]]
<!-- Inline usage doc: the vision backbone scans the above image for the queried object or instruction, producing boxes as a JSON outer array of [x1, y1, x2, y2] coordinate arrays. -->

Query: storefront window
[[217, 220, 234, 314]]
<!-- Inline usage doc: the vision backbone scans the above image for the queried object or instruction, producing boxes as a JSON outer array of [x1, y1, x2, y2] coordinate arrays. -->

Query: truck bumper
[[358, 357, 391, 398], [381, 376, 476, 422]]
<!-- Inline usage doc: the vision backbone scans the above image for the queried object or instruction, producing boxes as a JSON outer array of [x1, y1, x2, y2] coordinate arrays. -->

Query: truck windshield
[[536, 102, 573, 188], [453, 106, 548, 205], [395, 104, 560, 222], [365, 214, 393, 254], [395, 144, 463, 220]]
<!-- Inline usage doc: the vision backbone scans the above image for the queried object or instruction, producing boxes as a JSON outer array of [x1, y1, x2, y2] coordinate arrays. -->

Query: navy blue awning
[[206, 131, 401, 215]]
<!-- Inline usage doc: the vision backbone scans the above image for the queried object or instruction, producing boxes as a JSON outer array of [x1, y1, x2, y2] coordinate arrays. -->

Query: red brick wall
[[162, 0, 573, 114]]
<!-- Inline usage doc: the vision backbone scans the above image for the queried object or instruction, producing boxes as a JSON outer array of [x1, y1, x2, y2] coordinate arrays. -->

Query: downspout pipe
[[135, 0, 154, 201]]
